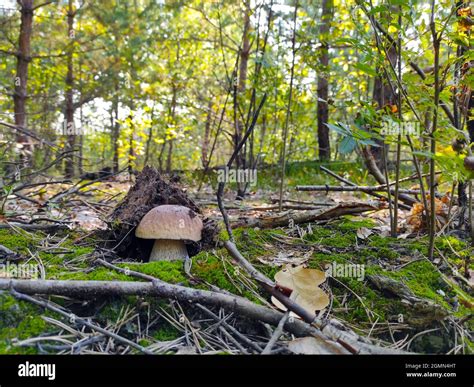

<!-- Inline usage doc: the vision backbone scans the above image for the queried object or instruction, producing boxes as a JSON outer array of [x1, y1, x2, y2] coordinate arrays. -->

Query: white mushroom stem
[[149, 239, 189, 262]]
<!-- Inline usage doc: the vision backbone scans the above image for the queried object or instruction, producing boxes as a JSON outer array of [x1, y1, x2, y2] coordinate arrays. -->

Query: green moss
[[123, 261, 187, 284], [152, 324, 180, 341], [303, 226, 354, 248], [335, 217, 376, 232], [0, 229, 36, 253], [193, 252, 244, 293], [0, 294, 53, 354]]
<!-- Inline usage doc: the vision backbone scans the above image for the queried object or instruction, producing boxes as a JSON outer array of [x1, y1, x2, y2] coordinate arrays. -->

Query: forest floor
[[0, 161, 473, 355]]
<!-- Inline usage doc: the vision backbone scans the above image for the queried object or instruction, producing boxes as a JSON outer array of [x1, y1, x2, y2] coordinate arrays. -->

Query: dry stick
[[195, 304, 263, 353], [270, 198, 334, 206], [218, 326, 249, 354], [0, 244, 14, 255], [0, 277, 326, 344], [197, 90, 232, 192], [0, 278, 403, 354], [278, 0, 298, 211], [0, 222, 65, 232], [217, 93, 267, 241], [296, 185, 433, 196], [229, 202, 378, 229], [319, 166, 412, 210], [261, 311, 290, 354], [97, 258, 262, 352], [97, 255, 316, 342], [222, 241, 403, 354], [371, 172, 441, 189], [9, 289, 153, 355], [0, 121, 56, 148], [46, 167, 127, 204]]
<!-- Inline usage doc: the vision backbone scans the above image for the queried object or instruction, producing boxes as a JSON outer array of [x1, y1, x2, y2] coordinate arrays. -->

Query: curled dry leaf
[[274, 265, 326, 292], [272, 266, 329, 315], [287, 336, 344, 355], [356, 227, 373, 240]]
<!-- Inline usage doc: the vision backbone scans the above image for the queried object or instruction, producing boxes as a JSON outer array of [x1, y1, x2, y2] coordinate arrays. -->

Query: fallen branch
[[261, 311, 290, 354], [0, 222, 66, 232], [319, 166, 412, 210], [296, 184, 441, 197], [230, 202, 379, 229], [0, 244, 15, 255], [196, 201, 331, 211], [0, 276, 403, 354], [222, 241, 405, 354]]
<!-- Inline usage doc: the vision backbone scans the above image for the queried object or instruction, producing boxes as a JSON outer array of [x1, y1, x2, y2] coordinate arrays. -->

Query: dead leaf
[[356, 227, 373, 240], [287, 337, 335, 354], [272, 265, 330, 315], [257, 250, 311, 267], [274, 266, 326, 292]]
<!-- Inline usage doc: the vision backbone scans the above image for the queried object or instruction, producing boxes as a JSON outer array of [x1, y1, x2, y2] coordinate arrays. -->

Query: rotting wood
[[230, 202, 379, 229]]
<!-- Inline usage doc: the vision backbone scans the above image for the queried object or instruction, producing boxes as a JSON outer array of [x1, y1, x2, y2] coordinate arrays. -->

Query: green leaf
[[339, 136, 357, 154], [353, 62, 377, 77]]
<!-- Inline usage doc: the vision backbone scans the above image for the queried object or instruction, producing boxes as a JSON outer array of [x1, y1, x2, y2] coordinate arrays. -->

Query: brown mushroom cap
[[135, 205, 203, 241]]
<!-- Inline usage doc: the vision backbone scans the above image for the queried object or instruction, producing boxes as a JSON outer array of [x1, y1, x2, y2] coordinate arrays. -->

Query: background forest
[[0, 0, 473, 360], [0, 0, 470, 181]]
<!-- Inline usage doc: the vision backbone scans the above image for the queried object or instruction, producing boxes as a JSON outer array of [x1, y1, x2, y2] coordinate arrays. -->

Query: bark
[[201, 99, 213, 169], [64, 0, 75, 178], [235, 0, 251, 198], [372, 41, 397, 171], [296, 184, 428, 196], [128, 113, 135, 176], [14, 0, 34, 148], [230, 202, 379, 229], [112, 83, 120, 173], [317, 0, 333, 161], [165, 85, 177, 174], [456, 1, 474, 211], [143, 105, 155, 167]]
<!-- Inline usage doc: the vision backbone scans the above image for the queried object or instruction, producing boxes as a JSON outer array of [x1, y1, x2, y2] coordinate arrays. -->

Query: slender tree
[[317, 0, 333, 161]]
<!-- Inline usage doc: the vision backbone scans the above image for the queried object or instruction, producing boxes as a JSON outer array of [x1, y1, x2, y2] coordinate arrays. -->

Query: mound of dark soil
[[100, 166, 218, 261]]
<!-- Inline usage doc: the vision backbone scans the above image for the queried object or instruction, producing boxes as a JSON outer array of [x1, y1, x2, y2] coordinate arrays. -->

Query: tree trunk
[[64, 0, 75, 178], [371, 22, 398, 171], [235, 0, 251, 198], [128, 113, 134, 176], [14, 0, 34, 151], [201, 99, 213, 169], [166, 85, 177, 174], [456, 1, 474, 212], [143, 105, 155, 167], [317, 0, 333, 161], [112, 83, 120, 173]]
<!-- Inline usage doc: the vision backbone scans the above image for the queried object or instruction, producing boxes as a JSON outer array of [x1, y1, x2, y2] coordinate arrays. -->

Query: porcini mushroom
[[135, 205, 203, 262]]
